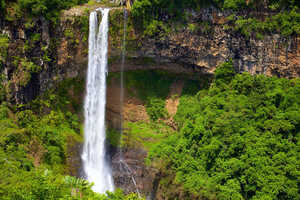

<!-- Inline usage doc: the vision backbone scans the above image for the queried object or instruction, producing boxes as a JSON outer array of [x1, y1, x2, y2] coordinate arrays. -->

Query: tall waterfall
[[81, 8, 114, 194]]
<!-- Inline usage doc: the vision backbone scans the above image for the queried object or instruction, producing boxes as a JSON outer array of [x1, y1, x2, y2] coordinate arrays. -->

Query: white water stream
[[81, 8, 114, 194]]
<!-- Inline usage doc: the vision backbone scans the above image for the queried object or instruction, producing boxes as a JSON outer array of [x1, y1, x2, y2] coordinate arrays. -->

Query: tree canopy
[[148, 61, 300, 199]]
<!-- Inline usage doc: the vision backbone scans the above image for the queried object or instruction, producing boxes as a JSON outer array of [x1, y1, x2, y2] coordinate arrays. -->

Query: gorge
[[0, 0, 299, 200]]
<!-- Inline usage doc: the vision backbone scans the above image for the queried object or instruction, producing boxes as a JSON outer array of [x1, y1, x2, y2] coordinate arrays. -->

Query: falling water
[[81, 8, 114, 194], [118, 8, 141, 197]]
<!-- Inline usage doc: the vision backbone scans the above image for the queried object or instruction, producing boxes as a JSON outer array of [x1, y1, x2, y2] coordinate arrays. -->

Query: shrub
[[0, 103, 9, 120], [0, 34, 9, 69], [214, 59, 236, 85], [146, 98, 168, 121]]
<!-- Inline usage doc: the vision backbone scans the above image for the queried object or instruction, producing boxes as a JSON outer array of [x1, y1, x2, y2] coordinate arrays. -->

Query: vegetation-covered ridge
[[0, 0, 89, 22], [147, 61, 300, 199], [132, 0, 300, 38]]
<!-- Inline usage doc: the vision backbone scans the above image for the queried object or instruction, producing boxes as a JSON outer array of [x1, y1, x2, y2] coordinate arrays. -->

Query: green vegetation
[[124, 122, 174, 150], [0, 0, 92, 90], [148, 61, 300, 199], [109, 9, 140, 54], [74, 13, 90, 42], [0, 76, 145, 199], [0, 0, 5, 12], [232, 6, 300, 38], [107, 128, 122, 148], [107, 121, 173, 152], [0, 77, 84, 198], [2, 0, 88, 22], [11, 57, 42, 87], [0, 103, 87, 198], [131, 0, 207, 36], [99, 189, 143, 200], [125, 70, 173, 121], [108, 70, 173, 121], [91, 0, 120, 8], [0, 34, 9, 70], [132, 0, 300, 38], [1, 0, 300, 199], [0, 34, 7, 100], [0, 74, 5, 102]]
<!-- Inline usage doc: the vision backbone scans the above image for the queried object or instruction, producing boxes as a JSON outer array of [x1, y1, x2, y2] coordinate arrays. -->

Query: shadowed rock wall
[[1, 7, 299, 103]]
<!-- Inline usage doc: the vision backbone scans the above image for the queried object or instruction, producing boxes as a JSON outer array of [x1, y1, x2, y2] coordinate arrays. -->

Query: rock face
[[1, 7, 299, 103], [111, 148, 156, 198], [109, 8, 300, 78], [0, 14, 89, 104], [134, 8, 300, 78], [106, 77, 155, 197]]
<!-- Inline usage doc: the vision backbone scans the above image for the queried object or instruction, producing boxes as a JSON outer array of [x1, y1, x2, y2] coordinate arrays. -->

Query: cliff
[[1, 6, 299, 104]]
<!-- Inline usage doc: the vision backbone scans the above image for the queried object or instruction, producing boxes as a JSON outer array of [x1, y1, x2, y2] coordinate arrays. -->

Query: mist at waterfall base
[[81, 8, 114, 194]]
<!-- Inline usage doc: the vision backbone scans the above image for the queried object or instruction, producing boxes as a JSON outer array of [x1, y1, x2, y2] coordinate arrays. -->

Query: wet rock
[[111, 148, 156, 198]]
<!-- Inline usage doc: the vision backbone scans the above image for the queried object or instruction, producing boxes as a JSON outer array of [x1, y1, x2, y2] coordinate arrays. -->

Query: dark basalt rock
[[111, 148, 156, 199]]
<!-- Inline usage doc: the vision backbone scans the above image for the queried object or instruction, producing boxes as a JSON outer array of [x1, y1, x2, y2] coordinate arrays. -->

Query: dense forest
[[0, 78, 141, 199], [0, 0, 299, 199], [148, 61, 300, 199]]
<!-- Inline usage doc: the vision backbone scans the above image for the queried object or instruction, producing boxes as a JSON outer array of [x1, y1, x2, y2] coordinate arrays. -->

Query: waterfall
[[81, 8, 114, 194]]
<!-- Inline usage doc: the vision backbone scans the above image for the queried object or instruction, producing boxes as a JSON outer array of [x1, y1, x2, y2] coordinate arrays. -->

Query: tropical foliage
[[148, 61, 300, 199], [0, 77, 144, 199], [123, 70, 173, 121], [1, 0, 88, 21], [132, 0, 300, 37]]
